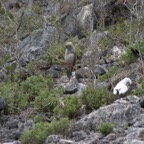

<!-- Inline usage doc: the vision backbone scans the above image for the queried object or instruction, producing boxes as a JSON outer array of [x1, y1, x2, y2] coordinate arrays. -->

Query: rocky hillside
[[0, 0, 144, 144]]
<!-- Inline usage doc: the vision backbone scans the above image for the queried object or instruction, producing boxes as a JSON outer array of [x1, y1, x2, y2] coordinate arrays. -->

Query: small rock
[[51, 65, 64, 71], [64, 81, 79, 94], [7, 118, 19, 129], [75, 67, 94, 80], [111, 46, 126, 60], [96, 81, 109, 88], [46, 68, 61, 78], [46, 65, 64, 78], [93, 64, 107, 76]]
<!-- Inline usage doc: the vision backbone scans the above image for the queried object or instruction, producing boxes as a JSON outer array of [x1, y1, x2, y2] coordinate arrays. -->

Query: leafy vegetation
[[45, 42, 65, 65], [81, 86, 112, 110], [54, 96, 81, 119], [1, 1, 144, 143], [98, 122, 115, 135], [120, 46, 136, 65], [133, 80, 144, 96], [0, 75, 62, 114], [99, 19, 138, 48], [20, 118, 72, 144], [121, 41, 144, 65]]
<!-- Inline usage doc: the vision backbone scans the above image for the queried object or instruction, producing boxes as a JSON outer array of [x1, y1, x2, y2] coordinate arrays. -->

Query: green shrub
[[120, 46, 137, 65], [0, 82, 28, 114], [21, 75, 53, 101], [33, 88, 62, 112], [45, 42, 65, 64], [54, 96, 81, 119], [121, 41, 144, 65], [81, 86, 112, 110], [33, 115, 46, 123], [133, 80, 144, 96], [21, 118, 72, 144], [99, 20, 129, 47], [48, 117, 72, 136], [21, 122, 49, 144], [98, 122, 115, 135], [0, 74, 57, 114]]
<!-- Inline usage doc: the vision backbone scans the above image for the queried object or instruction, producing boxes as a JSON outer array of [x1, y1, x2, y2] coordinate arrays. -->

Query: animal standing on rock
[[113, 77, 132, 98], [64, 42, 76, 80]]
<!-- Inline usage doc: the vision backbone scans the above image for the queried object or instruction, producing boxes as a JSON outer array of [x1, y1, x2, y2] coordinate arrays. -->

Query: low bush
[[0, 82, 28, 114], [81, 86, 112, 110], [33, 88, 62, 112], [45, 42, 65, 65], [98, 122, 115, 135], [0, 74, 60, 114], [20, 118, 72, 144], [121, 41, 144, 65], [133, 80, 144, 96], [54, 96, 81, 119]]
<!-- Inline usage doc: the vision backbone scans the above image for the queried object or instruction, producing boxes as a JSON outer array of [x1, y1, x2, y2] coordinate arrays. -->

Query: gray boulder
[[75, 67, 94, 81], [72, 96, 142, 143], [0, 115, 34, 142], [46, 65, 64, 78], [93, 64, 107, 76], [64, 80, 79, 94]]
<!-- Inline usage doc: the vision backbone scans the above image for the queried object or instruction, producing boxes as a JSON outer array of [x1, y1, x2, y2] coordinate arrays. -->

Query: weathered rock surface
[[44, 135, 74, 144], [93, 64, 107, 76], [46, 65, 63, 78], [0, 115, 34, 143], [64, 78, 79, 94], [43, 96, 144, 144], [1, 0, 144, 144]]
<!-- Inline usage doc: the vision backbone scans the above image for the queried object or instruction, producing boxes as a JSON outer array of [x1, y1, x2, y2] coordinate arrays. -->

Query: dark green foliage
[[99, 20, 129, 48], [45, 42, 65, 65], [121, 41, 144, 65], [0, 82, 28, 114], [0, 75, 61, 114], [20, 118, 72, 144], [54, 96, 81, 119], [21, 75, 53, 101], [33, 88, 62, 112], [21, 122, 49, 144], [81, 86, 112, 110], [120, 46, 137, 65], [133, 80, 144, 96], [98, 122, 115, 135]]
